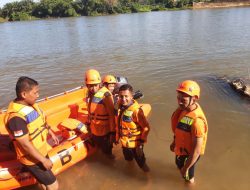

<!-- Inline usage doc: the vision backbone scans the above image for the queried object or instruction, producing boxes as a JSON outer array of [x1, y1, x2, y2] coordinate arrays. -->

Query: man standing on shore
[[170, 80, 208, 183], [116, 84, 150, 172], [85, 69, 116, 158]]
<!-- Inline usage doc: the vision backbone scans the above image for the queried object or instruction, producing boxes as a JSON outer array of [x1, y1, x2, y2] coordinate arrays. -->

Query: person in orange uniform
[[4, 77, 59, 190], [116, 84, 150, 172], [85, 69, 116, 158], [102, 75, 117, 94], [170, 80, 208, 183]]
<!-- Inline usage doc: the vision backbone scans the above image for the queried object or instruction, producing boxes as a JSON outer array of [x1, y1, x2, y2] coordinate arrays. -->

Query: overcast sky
[[0, 0, 39, 8], [0, 0, 15, 7], [1, 0, 20, 7]]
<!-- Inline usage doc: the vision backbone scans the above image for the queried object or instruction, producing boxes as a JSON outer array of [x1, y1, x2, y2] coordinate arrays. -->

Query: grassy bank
[[0, 17, 7, 23]]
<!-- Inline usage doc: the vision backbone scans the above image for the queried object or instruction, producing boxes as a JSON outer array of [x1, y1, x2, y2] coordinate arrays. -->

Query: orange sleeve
[[171, 108, 182, 133], [103, 94, 116, 133], [133, 108, 150, 143], [86, 95, 94, 124], [192, 118, 206, 138], [171, 111, 177, 133]]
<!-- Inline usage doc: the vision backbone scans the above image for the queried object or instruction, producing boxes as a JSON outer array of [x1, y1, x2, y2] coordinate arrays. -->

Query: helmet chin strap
[[188, 96, 192, 107], [186, 96, 195, 110]]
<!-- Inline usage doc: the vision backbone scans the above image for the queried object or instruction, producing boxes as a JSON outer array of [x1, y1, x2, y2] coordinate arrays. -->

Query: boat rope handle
[[49, 137, 91, 161], [1, 86, 84, 112], [37, 86, 82, 102]]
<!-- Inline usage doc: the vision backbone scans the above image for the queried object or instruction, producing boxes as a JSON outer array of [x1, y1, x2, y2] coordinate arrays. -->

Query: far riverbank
[[1, 1, 250, 23], [193, 1, 250, 9]]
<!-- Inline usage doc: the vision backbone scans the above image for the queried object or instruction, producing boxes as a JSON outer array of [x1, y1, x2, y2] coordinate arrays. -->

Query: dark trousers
[[175, 155, 200, 180], [122, 146, 146, 168], [23, 162, 56, 186], [92, 134, 113, 155]]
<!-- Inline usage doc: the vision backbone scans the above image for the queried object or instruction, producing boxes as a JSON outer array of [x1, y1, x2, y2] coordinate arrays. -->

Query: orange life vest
[[118, 101, 142, 148], [172, 103, 208, 156], [4, 102, 48, 165], [89, 87, 111, 136]]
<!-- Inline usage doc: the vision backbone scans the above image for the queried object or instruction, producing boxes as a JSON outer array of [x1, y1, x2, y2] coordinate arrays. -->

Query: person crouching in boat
[[170, 80, 208, 184], [102, 74, 117, 146], [85, 69, 116, 159], [4, 76, 59, 190], [102, 75, 117, 95], [116, 84, 150, 172]]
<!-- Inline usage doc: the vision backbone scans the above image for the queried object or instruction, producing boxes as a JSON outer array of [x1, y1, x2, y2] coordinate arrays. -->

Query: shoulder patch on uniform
[[19, 106, 34, 115], [180, 116, 194, 125], [104, 92, 111, 97], [95, 91, 104, 98], [124, 110, 133, 117]]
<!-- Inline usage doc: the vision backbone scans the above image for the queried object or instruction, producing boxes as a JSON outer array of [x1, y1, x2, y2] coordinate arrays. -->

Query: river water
[[0, 7, 250, 190]]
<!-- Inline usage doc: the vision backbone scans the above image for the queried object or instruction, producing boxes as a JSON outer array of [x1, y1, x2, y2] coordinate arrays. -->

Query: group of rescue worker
[[3, 69, 208, 190], [85, 69, 151, 172]]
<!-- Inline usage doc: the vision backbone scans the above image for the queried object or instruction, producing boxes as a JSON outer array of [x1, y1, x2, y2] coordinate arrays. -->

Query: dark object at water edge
[[229, 78, 250, 97]]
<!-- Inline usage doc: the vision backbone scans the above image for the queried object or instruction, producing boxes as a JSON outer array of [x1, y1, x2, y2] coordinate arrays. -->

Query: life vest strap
[[29, 126, 47, 141], [90, 116, 109, 121], [120, 133, 141, 138], [121, 126, 141, 131], [90, 113, 109, 117], [29, 128, 39, 136]]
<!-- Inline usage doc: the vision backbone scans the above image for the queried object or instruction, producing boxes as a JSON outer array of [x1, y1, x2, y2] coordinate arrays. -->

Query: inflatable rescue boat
[[0, 84, 151, 189]]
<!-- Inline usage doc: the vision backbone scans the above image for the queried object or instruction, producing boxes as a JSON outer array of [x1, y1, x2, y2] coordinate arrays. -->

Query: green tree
[[33, 0, 77, 18], [1, 2, 19, 18], [175, 0, 192, 8], [72, 0, 85, 15], [18, 0, 35, 13], [165, 0, 175, 8], [10, 12, 31, 21], [1, 0, 35, 19]]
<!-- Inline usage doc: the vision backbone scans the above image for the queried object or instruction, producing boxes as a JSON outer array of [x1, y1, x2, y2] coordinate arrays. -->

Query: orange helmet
[[85, 69, 101, 85], [102, 75, 116, 84], [176, 80, 200, 99]]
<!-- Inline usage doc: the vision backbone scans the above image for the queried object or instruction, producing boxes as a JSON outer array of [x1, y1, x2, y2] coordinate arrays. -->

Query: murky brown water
[[1, 7, 250, 190]]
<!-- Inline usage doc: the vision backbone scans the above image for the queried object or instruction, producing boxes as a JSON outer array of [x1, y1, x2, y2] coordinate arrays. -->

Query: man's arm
[[170, 110, 178, 152], [103, 93, 116, 133], [180, 118, 205, 176], [135, 108, 150, 143], [47, 127, 59, 145], [180, 137, 203, 176]]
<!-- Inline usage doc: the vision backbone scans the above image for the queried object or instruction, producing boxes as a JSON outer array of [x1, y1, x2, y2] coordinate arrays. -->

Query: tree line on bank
[[0, 0, 204, 21]]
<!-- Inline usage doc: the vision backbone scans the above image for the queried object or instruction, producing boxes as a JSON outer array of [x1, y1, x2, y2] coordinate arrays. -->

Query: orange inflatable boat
[[0, 86, 151, 190]]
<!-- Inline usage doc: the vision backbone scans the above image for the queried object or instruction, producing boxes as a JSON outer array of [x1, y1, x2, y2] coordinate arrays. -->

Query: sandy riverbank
[[193, 1, 250, 9]]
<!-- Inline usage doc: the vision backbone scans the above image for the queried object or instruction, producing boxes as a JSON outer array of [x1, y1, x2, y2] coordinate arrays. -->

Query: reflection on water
[[1, 7, 250, 190]]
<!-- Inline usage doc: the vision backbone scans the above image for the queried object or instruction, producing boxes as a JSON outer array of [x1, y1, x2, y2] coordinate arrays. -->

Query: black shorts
[[122, 146, 146, 168], [23, 162, 56, 186], [92, 134, 113, 155], [175, 155, 200, 180]]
